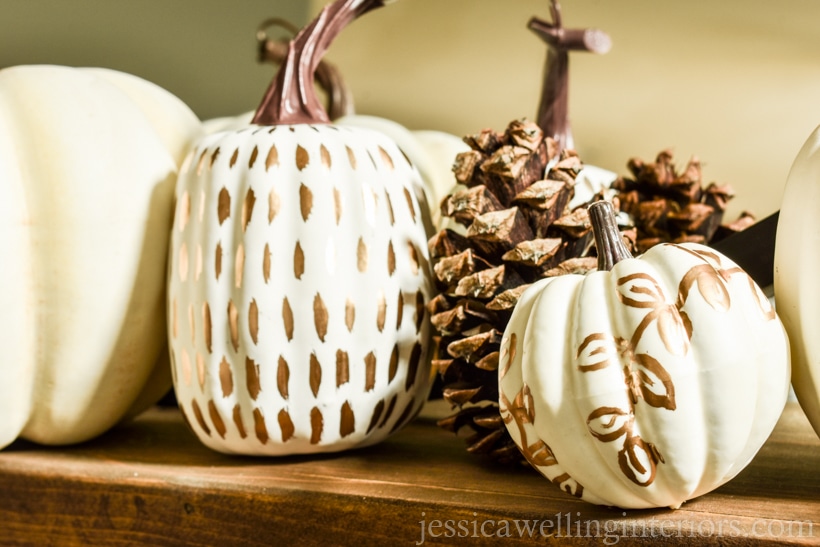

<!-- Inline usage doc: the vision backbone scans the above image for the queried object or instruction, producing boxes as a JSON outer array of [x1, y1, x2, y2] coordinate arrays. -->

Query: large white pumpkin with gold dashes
[[168, 123, 434, 455]]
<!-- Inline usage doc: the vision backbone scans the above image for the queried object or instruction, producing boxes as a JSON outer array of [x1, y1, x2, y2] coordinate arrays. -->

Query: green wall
[[0, 0, 310, 120]]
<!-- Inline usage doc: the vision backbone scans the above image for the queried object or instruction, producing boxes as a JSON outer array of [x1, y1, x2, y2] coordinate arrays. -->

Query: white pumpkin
[[0, 65, 202, 448], [168, 0, 434, 455], [774, 125, 820, 438], [499, 200, 790, 509]]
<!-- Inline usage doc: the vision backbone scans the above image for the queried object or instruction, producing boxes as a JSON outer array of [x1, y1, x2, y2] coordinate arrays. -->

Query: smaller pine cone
[[613, 149, 751, 251]]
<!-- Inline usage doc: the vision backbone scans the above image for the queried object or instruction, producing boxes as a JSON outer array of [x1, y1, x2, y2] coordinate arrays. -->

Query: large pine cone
[[427, 119, 604, 465]]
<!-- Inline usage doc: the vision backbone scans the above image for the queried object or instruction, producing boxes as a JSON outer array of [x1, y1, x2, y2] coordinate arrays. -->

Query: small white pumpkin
[[774, 125, 820, 439], [0, 65, 202, 448], [499, 200, 790, 509], [168, 0, 434, 455]]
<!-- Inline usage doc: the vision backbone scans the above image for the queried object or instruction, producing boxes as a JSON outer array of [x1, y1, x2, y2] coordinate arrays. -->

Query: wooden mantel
[[0, 401, 817, 546]]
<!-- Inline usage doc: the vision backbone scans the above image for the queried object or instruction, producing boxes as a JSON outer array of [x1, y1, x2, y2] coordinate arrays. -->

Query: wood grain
[[0, 402, 817, 546]]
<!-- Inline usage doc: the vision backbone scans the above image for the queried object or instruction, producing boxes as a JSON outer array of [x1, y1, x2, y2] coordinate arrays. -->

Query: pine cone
[[613, 149, 750, 251], [428, 119, 605, 465]]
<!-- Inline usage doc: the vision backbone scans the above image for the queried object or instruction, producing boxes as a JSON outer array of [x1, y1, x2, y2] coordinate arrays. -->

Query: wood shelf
[[0, 401, 817, 546]]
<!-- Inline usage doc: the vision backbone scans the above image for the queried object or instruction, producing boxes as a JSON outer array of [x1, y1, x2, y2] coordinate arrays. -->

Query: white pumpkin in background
[[169, 0, 434, 455], [774, 125, 820, 439], [500, 200, 790, 509], [0, 65, 202, 448]]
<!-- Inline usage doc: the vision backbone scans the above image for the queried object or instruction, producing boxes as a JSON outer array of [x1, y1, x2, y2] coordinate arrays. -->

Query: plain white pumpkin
[[774, 125, 820, 439], [0, 65, 202, 448], [499, 201, 790, 509]]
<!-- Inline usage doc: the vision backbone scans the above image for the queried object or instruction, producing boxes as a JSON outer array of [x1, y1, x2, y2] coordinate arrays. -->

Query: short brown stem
[[588, 201, 632, 271]]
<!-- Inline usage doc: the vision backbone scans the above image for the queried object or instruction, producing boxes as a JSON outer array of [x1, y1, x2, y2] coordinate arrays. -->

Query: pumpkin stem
[[529, 0, 611, 154], [252, 0, 384, 126], [256, 17, 355, 120], [588, 200, 632, 271]]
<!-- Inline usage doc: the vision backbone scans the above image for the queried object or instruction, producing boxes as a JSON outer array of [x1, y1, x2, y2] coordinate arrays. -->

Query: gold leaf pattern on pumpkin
[[248, 299, 259, 345], [233, 405, 247, 439], [320, 144, 332, 169], [678, 264, 731, 313], [376, 290, 386, 332], [387, 241, 396, 276], [395, 292, 404, 330], [219, 356, 233, 397], [499, 333, 516, 380], [618, 436, 663, 487], [314, 293, 328, 342], [262, 243, 271, 283], [282, 297, 294, 341], [296, 144, 310, 171], [294, 241, 305, 280], [499, 383, 585, 499], [242, 188, 256, 231], [196, 149, 209, 176], [340, 401, 355, 437], [234, 244, 245, 289], [228, 300, 239, 352], [407, 242, 420, 275], [403, 187, 416, 222], [345, 298, 356, 332], [300, 184, 313, 221], [388, 344, 399, 383], [265, 144, 279, 171], [254, 408, 269, 444], [310, 407, 323, 444], [278, 409, 294, 442], [379, 147, 394, 170], [357, 238, 368, 273], [246, 357, 261, 400], [217, 187, 231, 225], [333, 187, 343, 225], [310, 353, 322, 397], [346, 146, 357, 169], [367, 399, 385, 434], [385, 192, 395, 225], [576, 244, 777, 487], [208, 400, 227, 439], [365, 351, 377, 392], [248, 145, 259, 169], [277, 356, 289, 399], [336, 350, 350, 387], [586, 406, 632, 442], [191, 399, 210, 436], [268, 188, 280, 224]]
